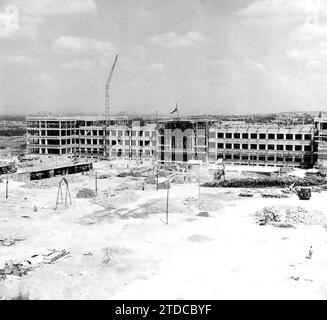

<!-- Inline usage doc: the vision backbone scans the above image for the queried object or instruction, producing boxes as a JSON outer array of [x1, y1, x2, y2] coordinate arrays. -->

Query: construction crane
[[105, 53, 118, 124], [104, 53, 118, 159]]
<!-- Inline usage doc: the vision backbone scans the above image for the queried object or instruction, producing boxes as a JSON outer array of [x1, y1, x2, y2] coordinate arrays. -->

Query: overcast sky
[[1, 0, 327, 116]]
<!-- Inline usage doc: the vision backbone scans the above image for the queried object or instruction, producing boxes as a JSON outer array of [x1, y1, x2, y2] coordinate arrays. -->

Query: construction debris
[[239, 190, 254, 197], [0, 249, 69, 281], [0, 238, 25, 247], [43, 249, 69, 264], [183, 197, 221, 212], [254, 206, 327, 226], [261, 191, 289, 198], [197, 211, 210, 217]]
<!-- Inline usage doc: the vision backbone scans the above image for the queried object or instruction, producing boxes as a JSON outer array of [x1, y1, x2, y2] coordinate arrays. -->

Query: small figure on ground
[[306, 246, 313, 259]]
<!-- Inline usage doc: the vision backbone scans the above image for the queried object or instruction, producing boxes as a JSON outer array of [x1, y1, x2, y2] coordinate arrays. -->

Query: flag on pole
[[170, 103, 178, 114]]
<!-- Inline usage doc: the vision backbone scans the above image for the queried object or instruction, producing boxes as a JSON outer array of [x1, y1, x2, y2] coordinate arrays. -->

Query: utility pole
[[166, 178, 170, 225], [155, 111, 159, 191], [223, 161, 226, 182], [95, 171, 98, 194], [156, 162, 159, 191], [198, 163, 201, 210], [5, 177, 8, 199]]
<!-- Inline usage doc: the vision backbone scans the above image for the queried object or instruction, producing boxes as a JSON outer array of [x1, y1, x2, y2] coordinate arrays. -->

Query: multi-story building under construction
[[208, 123, 316, 168], [26, 114, 323, 169], [26, 115, 156, 161]]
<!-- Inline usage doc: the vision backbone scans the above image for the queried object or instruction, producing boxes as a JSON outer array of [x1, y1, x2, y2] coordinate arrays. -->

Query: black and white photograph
[[1, 0, 327, 303]]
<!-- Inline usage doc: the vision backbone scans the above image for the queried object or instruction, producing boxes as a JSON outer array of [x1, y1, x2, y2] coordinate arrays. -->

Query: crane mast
[[105, 53, 118, 125], [104, 54, 118, 159]]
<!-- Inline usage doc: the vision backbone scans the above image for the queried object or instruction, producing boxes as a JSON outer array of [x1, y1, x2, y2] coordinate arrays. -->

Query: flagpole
[[176, 103, 179, 120]]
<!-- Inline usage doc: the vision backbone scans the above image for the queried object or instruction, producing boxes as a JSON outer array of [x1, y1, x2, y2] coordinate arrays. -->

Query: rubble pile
[[254, 206, 327, 226], [183, 197, 198, 207], [281, 188, 295, 194], [261, 190, 289, 198], [98, 174, 111, 179], [0, 238, 25, 247], [117, 167, 153, 178], [170, 175, 191, 184], [183, 197, 221, 212], [239, 190, 254, 197], [0, 249, 68, 281], [254, 207, 281, 225], [0, 261, 29, 278]]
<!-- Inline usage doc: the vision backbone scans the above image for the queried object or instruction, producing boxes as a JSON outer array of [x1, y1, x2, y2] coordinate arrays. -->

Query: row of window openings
[[78, 148, 153, 155], [27, 122, 75, 128], [29, 130, 153, 137], [216, 133, 312, 140], [28, 130, 76, 136], [80, 139, 151, 146], [31, 139, 152, 146], [218, 154, 311, 162], [217, 143, 312, 151], [79, 130, 152, 137]]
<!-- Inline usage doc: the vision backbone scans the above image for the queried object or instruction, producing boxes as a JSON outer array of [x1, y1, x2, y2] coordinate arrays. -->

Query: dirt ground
[[1, 162, 327, 299]]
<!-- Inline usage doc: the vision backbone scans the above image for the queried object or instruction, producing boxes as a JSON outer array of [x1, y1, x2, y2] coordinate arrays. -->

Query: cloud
[[286, 48, 311, 60], [238, 0, 326, 28], [1, 0, 96, 39], [31, 73, 55, 84], [136, 9, 153, 18], [146, 62, 164, 72], [52, 36, 116, 74], [0, 54, 32, 64], [53, 36, 115, 55], [148, 31, 206, 48], [285, 43, 327, 66], [292, 22, 327, 41], [15, 0, 96, 16], [239, 0, 322, 17]]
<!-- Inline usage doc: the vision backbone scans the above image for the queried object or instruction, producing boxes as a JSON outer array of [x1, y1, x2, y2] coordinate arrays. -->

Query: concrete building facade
[[27, 115, 322, 169], [26, 116, 78, 155], [156, 119, 211, 163], [26, 116, 156, 161], [314, 116, 327, 168], [208, 124, 315, 168]]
